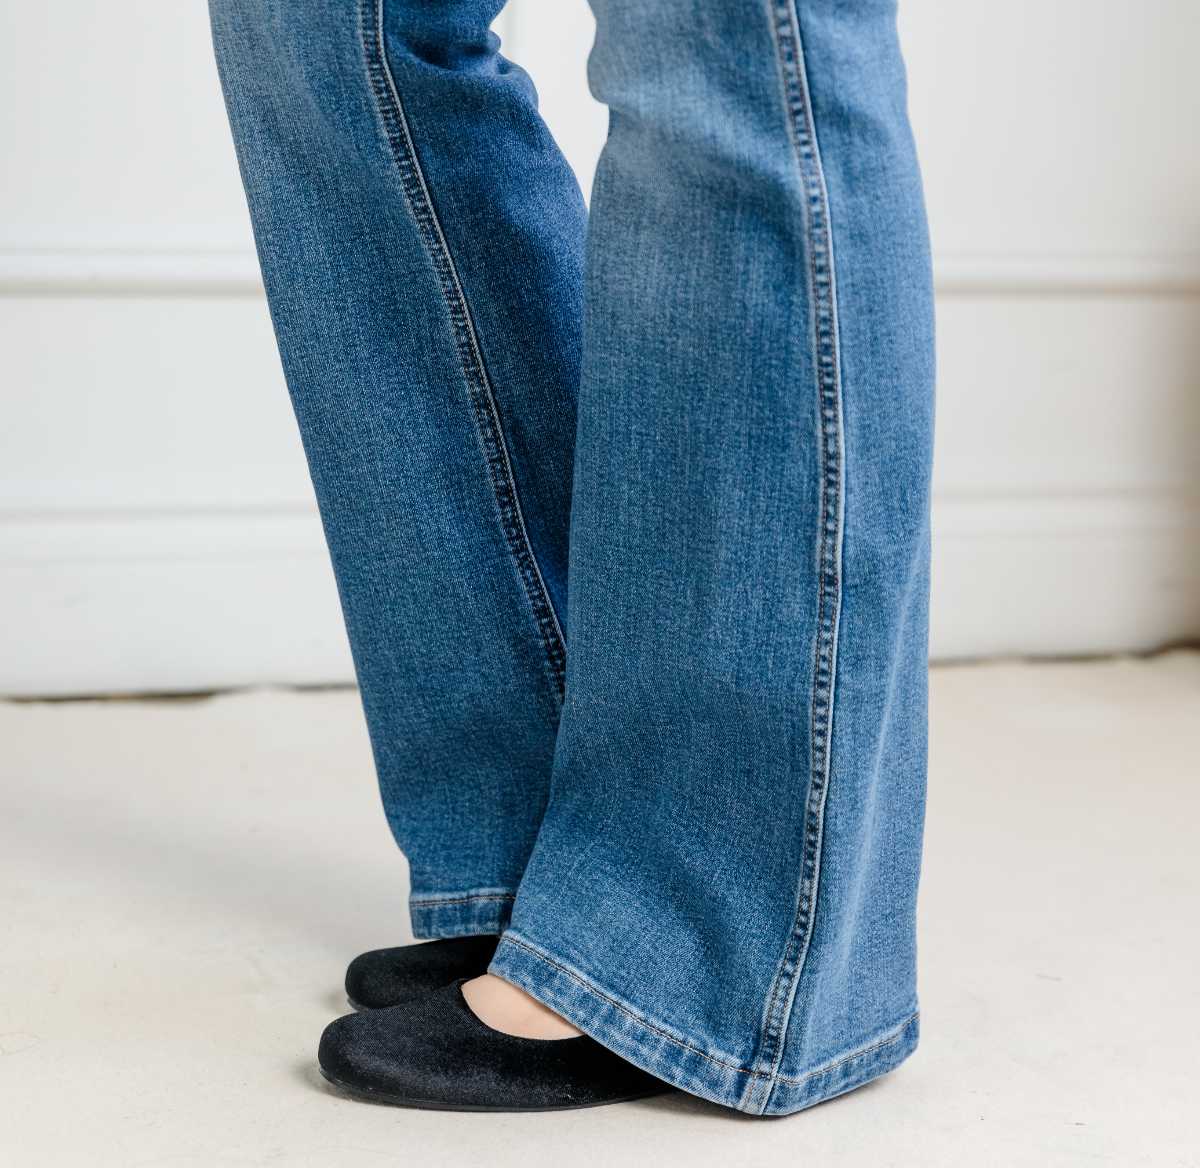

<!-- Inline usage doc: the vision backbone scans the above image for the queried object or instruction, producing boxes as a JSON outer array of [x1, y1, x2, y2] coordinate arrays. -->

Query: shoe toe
[[318, 1011, 381, 1091], [343, 950, 390, 1010]]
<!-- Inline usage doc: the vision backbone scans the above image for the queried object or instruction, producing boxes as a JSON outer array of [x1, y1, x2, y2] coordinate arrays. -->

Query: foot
[[318, 980, 668, 1111], [344, 935, 499, 1010], [461, 973, 583, 1039]]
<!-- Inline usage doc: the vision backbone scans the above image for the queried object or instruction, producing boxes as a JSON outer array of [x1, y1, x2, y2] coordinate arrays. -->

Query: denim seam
[[779, 1012, 918, 1086], [747, 0, 846, 1116], [409, 892, 516, 908], [359, 0, 568, 702], [500, 932, 757, 1077], [500, 932, 916, 1091]]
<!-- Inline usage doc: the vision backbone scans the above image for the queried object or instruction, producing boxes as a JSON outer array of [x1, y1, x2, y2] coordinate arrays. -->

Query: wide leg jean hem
[[409, 890, 515, 939], [489, 931, 920, 1116]]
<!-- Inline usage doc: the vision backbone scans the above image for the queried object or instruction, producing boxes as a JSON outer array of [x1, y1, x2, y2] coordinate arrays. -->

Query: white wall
[[2, 1, 1198, 695]]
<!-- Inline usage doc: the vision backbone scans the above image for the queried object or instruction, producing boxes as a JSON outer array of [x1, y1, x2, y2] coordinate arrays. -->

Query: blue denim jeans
[[210, 0, 934, 1116]]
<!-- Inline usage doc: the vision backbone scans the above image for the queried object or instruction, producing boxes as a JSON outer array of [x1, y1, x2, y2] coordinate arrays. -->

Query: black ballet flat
[[318, 979, 669, 1111], [344, 935, 499, 1010]]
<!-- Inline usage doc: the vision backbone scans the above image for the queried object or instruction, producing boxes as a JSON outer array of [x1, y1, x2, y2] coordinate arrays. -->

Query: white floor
[[1, 655, 1196, 1167]]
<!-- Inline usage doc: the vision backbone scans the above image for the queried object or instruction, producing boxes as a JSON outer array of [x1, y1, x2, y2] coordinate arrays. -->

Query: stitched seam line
[[359, 0, 567, 701], [750, 0, 846, 1111], [781, 1013, 916, 1087], [502, 933, 757, 1077], [504, 934, 913, 1087], [410, 893, 516, 907]]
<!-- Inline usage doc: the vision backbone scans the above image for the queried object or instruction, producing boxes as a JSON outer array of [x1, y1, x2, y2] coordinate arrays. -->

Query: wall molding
[[4, 246, 1200, 297], [0, 508, 354, 697], [2, 488, 1196, 694]]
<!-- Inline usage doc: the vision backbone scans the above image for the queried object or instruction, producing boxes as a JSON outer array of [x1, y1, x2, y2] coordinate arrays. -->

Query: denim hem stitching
[[496, 933, 917, 1102], [779, 1012, 918, 1087], [409, 892, 516, 908], [748, 0, 847, 1115], [359, 0, 568, 702], [500, 932, 753, 1076]]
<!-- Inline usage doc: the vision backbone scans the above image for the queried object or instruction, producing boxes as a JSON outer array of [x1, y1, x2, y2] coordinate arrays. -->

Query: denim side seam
[[490, 933, 918, 1115], [743, 0, 847, 1116], [410, 889, 516, 939], [358, 0, 568, 702]]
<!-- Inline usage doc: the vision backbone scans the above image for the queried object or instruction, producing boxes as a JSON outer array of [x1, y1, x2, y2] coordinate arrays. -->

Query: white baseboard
[[931, 491, 1200, 660], [3, 493, 1196, 696], [0, 509, 353, 697]]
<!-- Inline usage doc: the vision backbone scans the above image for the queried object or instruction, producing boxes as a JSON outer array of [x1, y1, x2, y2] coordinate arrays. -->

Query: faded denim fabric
[[210, 0, 935, 1116]]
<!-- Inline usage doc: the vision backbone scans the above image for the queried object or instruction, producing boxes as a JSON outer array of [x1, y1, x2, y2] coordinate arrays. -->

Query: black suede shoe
[[344, 936, 499, 1010], [319, 979, 669, 1111]]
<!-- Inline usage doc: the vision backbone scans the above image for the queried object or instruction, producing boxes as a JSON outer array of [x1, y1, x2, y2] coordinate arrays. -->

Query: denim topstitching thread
[[501, 933, 759, 1078], [411, 892, 516, 907], [359, 0, 568, 701], [503, 933, 915, 1090], [745, 0, 846, 1115]]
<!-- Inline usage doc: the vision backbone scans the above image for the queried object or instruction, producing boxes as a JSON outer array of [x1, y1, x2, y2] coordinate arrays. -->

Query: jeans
[[209, 0, 935, 1116]]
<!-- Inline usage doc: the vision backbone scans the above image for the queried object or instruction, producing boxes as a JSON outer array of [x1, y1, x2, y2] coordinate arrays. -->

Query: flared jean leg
[[208, 0, 587, 934], [488, 0, 936, 1115], [213, 0, 935, 1116]]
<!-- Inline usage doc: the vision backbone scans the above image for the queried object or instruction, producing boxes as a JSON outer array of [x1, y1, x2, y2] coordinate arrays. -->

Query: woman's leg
[[208, 0, 585, 935], [487, 0, 936, 1115], [213, 0, 935, 1118]]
